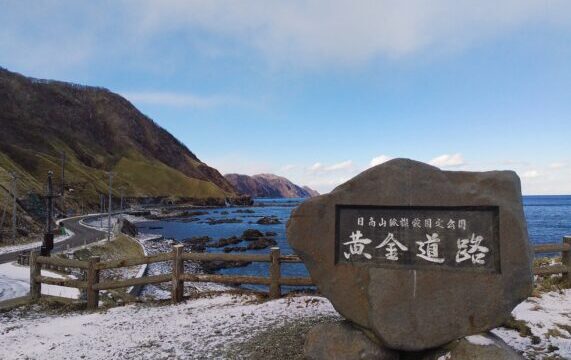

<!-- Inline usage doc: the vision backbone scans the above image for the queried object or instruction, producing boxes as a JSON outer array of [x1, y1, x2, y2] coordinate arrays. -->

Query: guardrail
[[533, 236, 571, 283], [29, 246, 312, 309]]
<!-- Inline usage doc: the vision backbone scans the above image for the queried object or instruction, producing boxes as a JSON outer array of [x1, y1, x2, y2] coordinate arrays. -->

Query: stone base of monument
[[304, 321, 523, 360]]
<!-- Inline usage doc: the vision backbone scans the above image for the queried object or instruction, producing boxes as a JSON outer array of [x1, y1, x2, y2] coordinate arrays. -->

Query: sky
[[1, 0, 570, 195]]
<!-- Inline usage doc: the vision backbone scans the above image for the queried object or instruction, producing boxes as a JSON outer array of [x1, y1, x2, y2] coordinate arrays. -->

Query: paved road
[[0, 215, 107, 264]]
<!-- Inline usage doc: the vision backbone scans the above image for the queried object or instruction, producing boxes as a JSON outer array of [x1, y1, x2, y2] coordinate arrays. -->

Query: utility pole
[[10, 173, 17, 245], [100, 194, 103, 227], [107, 172, 113, 242], [120, 188, 124, 221], [0, 202, 7, 236], [46, 172, 53, 234], [61, 151, 66, 217], [42, 171, 57, 256]]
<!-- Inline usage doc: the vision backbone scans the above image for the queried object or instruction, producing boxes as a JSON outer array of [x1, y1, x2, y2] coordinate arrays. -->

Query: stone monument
[[287, 159, 532, 357]]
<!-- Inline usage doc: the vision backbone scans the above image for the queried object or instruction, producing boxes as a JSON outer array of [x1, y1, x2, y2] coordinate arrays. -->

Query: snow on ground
[[138, 236, 233, 300], [0, 228, 74, 255], [0, 294, 339, 360], [493, 289, 571, 359], [81, 214, 148, 232], [1, 289, 571, 359], [0, 262, 79, 301]]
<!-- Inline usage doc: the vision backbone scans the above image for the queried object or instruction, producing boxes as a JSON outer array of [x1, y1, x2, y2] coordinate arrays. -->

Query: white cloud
[[132, 0, 571, 67], [309, 161, 353, 172], [549, 162, 566, 169], [279, 164, 297, 172], [429, 153, 465, 168], [121, 91, 240, 109], [2, 1, 571, 74], [370, 155, 393, 167], [325, 160, 353, 171], [309, 163, 323, 171], [522, 170, 540, 179]]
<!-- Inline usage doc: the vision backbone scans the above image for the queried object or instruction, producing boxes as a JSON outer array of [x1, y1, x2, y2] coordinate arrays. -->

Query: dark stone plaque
[[335, 205, 500, 273]]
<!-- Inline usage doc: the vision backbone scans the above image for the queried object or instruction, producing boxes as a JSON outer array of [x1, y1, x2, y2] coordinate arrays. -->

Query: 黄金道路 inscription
[[335, 205, 500, 272]]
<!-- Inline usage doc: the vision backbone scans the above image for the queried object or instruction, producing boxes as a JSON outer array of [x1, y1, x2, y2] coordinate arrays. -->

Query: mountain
[[302, 186, 320, 197], [0, 67, 240, 218], [224, 173, 319, 198]]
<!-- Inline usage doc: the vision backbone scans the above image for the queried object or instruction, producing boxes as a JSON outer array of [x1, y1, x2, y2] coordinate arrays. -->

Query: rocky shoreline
[[135, 224, 280, 298]]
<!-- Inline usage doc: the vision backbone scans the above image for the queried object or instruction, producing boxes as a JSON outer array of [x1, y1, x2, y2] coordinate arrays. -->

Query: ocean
[[136, 195, 571, 287]]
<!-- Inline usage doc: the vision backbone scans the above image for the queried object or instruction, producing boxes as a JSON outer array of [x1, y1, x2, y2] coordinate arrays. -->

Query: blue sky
[[1, 1, 570, 194]]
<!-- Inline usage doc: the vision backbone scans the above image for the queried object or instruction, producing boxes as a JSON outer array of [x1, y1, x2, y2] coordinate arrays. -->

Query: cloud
[[370, 155, 393, 167], [2, 1, 571, 74], [522, 170, 540, 179], [121, 91, 240, 108], [279, 164, 297, 172], [549, 162, 566, 169], [309, 163, 323, 171], [429, 153, 465, 168], [132, 0, 571, 67], [309, 160, 353, 172], [325, 160, 353, 171]]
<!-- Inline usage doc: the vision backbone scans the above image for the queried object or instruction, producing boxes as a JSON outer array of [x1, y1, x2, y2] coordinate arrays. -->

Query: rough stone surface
[[304, 321, 399, 360], [287, 159, 533, 351], [406, 333, 524, 360]]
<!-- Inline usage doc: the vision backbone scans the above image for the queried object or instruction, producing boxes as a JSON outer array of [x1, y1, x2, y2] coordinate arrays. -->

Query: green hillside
[[0, 67, 241, 240]]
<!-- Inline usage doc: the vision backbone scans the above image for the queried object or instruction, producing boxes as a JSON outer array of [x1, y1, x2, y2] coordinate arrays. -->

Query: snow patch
[[465, 334, 496, 346], [0, 262, 79, 301], [437, 353, 451, 360], [493, 289, 571, 359], [0, 294, 339, 359]]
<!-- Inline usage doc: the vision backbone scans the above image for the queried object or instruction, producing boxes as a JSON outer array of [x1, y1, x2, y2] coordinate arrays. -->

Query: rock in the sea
[[246, 238, 277, 250], [120, 219, 138, 237], [257, 216, 281, 225], [287, 159, 533, 351], [241, 229, 265, 240], [207, 218, 242, 225], [304, 321, 399, 360], [200, 260, 251, 272], [207, 236, 242, 248], [184, 236, 211, 252]]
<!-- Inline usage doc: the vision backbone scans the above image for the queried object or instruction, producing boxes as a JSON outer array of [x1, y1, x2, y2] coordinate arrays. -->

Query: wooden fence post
[[86, 256, 100, 310], [269, 247, 281, 299], [563, 236, 571, 285], [172, 244, 184, 303], [30, 251, 41, 301]]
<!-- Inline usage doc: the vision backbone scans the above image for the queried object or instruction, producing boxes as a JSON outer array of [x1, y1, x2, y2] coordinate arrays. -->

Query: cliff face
[[0, 67, 236, 212], [225, 173, 319, 198]]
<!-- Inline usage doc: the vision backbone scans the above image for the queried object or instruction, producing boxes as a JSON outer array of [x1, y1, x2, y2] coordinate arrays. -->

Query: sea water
[[136, 195, 571, 288]]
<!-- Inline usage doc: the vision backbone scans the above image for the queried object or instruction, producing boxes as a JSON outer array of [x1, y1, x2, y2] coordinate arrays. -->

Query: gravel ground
[[224, 315, 340, 359]]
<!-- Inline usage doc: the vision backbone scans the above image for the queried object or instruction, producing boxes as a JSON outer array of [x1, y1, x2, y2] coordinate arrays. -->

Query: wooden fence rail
[[533, 236, 571, 284], [28, 236, 571, 310], [30, 246, 311, 309]]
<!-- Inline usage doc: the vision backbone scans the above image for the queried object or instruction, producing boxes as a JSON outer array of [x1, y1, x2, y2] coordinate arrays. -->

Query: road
[[0, 215, 107, 264]]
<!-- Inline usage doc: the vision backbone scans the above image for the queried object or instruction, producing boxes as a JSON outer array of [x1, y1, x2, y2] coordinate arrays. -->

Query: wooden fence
[[29, 246, 312, 309], [533, 236, 571, 284], [29, 236, 571, 310]]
